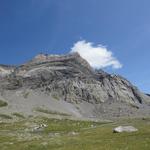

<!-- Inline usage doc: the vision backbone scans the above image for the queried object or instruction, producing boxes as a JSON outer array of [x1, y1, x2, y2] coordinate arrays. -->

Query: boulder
[[68, 131, 79, 136], [113, 126, 138, 133]]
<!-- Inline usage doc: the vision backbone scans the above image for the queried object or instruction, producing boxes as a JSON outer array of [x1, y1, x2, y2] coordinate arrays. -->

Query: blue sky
[[0, 0, 150, 93]]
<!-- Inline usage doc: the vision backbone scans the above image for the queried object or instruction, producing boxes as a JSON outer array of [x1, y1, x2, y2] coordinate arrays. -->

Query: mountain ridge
[[0, 52, 149, 120]]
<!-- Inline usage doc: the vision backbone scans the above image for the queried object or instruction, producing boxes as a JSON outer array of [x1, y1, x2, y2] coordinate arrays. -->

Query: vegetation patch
[[51, 93, 60, 101], [23, 92, 30, 99], [0, 114, 12, 119], [35, 107, 70, 116], [0, 100, 8, 107], [129, 103, 139, 109], [43, 118, 104, 133], [12, 112, 25, 119], [0, 118, 149, 150]]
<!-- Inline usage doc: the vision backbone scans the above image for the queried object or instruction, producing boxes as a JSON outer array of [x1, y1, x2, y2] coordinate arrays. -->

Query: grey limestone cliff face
[[0, 65, 14, 78], [0, 53, 149, 119]]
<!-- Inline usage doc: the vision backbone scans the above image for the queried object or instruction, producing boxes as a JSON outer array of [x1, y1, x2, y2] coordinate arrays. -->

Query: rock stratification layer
[[0, 53, 149, 119]]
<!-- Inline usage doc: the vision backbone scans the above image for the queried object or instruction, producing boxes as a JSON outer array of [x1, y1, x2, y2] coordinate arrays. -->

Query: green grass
[[43, 118, 105, 133], [0, 100, 8, 107], [0, 118, 149, 150]]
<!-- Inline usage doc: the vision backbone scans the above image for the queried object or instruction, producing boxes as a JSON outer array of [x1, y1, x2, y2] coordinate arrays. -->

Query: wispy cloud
[[70, 40, 122, 69]]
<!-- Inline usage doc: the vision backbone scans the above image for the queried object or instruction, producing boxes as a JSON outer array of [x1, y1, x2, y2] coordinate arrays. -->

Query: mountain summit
[[0, 53, 149, 120]]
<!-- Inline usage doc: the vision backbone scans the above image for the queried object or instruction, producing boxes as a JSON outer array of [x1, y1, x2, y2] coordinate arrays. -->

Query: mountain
[[0, 52, 149, 120]]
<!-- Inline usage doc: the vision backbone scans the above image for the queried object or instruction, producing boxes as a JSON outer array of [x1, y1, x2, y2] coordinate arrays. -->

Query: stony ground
[[0, 117, 150, 150]]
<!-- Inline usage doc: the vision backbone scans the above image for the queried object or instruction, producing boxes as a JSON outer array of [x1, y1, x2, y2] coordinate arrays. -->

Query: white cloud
[[70, 40, 122, 69]]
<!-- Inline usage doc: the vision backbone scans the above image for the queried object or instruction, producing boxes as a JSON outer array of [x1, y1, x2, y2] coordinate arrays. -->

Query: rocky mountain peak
[[0, 52, 149, 119], [22, 52, 93, 74], [27, 52, 84, 64], [34, 53, 48, 61]]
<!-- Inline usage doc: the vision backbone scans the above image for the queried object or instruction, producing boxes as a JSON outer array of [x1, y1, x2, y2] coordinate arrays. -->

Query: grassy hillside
[[0, 117, 149, 150]]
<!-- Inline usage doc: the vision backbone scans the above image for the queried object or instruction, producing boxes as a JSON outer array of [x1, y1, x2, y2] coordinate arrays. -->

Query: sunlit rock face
[[0, 53, 149, 119], [0, 65, 14, 77]]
